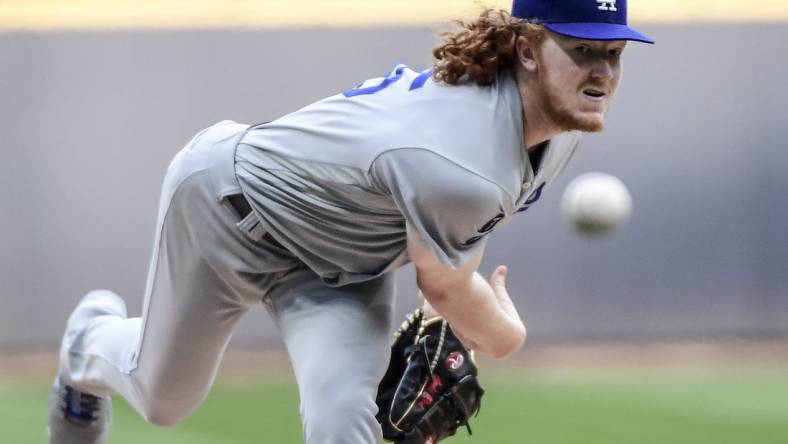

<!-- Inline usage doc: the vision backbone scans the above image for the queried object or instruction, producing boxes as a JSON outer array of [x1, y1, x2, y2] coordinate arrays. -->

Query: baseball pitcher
[[47, 1, 653, 443]]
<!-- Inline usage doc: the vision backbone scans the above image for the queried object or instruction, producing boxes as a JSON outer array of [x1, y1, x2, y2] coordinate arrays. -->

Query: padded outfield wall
[[1, 22, 787, 348]]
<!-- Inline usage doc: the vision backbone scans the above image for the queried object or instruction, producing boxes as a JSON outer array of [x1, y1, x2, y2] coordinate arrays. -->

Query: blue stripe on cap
[[546, 22, 654, 44]]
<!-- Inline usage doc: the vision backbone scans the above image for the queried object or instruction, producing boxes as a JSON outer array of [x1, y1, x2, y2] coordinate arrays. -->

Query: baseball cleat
[[47, 377, 112, 444], [48, 290, 125, 444]]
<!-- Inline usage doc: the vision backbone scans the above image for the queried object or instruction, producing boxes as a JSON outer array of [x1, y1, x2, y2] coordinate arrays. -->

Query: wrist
[[420, 299, 441, 319]]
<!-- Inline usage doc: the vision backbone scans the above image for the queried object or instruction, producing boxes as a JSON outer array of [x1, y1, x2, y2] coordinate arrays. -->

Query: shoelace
[[63, 385, 102, 422]]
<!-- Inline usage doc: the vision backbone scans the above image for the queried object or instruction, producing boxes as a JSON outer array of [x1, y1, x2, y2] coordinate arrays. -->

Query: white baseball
[[561, 172, 633, 236]]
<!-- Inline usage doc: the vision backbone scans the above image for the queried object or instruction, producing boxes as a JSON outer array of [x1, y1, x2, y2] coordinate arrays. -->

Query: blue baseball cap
[[512, 0, 654, 44]]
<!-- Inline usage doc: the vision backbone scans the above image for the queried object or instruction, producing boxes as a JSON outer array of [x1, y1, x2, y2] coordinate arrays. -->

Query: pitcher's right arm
[[407, 227, 526, 359]]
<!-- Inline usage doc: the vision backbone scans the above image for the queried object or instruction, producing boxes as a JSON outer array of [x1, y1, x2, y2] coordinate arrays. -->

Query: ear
[[515, 36, 539, 73]]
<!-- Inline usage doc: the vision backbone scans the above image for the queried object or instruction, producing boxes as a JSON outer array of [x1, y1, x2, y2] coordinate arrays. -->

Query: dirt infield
[[4, 339, 787, 382], [505, 339, 788, 376]]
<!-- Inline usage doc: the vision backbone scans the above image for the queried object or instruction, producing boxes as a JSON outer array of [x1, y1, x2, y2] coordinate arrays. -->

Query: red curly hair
[[433, 9, 546, 86]]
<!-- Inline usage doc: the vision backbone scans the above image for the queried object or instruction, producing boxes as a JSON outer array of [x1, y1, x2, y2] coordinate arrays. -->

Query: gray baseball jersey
[[236, 65, 580, 286]]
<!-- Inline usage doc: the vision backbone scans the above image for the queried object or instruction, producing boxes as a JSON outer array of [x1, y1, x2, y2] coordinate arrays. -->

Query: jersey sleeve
[[369, 148, 506, 269]]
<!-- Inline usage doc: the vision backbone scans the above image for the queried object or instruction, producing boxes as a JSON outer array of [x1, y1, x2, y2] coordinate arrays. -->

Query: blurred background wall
[[1, 1, 787, 349]]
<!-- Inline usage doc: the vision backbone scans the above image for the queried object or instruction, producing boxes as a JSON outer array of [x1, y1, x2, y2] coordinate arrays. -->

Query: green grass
[[3, 372, 788, 444]]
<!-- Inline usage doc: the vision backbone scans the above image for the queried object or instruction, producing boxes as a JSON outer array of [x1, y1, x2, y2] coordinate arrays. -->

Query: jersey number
[[343, 65, 431, 97]]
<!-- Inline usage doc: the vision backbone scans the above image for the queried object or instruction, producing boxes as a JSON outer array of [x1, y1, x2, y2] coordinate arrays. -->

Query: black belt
[[227, 193, 285, 249], [227, 193, 253, 219]]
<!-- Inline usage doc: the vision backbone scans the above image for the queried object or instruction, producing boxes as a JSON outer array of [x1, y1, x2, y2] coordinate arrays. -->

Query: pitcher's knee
[[135, 383, 203, 427], [140, 398, 193, 428], [303, 394, 381, 443], [133, 373, 210, 427]]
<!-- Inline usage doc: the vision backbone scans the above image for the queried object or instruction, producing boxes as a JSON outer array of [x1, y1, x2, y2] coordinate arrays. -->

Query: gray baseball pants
[[59, 121, 395, 443]]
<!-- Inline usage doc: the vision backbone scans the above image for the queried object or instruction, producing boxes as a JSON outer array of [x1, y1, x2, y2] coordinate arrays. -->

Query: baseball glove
[[376, 309, 484, 444]]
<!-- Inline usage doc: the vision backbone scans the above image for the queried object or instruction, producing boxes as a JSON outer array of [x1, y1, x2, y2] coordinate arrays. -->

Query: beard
[[535, 66, 606, 133]]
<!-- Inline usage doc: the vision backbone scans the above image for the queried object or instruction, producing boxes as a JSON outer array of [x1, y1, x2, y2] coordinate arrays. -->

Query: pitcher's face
[[535, 32, 626, 132]]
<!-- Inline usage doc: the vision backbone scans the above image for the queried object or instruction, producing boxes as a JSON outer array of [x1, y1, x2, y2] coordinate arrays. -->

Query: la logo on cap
[[597, 0, 618, 11]]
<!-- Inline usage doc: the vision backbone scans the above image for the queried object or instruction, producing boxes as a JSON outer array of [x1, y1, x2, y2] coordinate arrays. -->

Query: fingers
[[490, 265, 508, 288]]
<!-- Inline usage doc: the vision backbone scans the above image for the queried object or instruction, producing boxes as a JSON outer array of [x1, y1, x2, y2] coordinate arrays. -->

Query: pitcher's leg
[[58, 171, 256, 428], [270, 271, 395, 444], [124, 195, 253, 426]]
